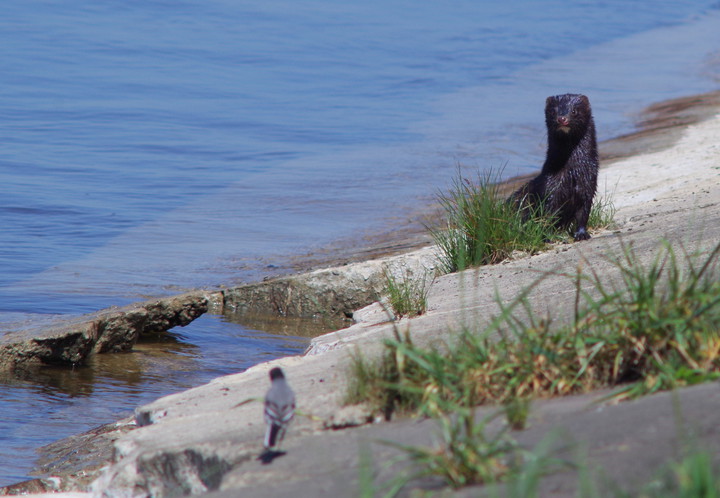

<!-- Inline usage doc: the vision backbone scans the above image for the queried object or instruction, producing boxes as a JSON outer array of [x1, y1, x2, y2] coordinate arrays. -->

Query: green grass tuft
[[428, 170, 558, 273], [429, 169, 616, 274], [573, 240, 720, 400], [645, 451, 720, 497], [503, 395, 532, 431], [347, 240, 720, 419], [383, 267, 433, 318], [588, 190, 617, 231], [384, 407, 518, 490]]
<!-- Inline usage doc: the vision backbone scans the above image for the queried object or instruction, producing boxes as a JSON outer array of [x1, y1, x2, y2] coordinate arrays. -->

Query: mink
[[510, 93, 599, 241]]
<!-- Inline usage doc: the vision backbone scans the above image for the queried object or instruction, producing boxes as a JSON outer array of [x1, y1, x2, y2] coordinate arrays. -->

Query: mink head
[[545, 94, 592, 138]]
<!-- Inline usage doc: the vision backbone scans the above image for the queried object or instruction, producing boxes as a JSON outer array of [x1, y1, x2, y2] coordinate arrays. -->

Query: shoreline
[[4, 88, 720, 495], [277, 90, 720, 275]]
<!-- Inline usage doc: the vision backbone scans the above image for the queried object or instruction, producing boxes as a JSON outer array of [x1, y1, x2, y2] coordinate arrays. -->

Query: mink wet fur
[[511, 94, 599, 241]]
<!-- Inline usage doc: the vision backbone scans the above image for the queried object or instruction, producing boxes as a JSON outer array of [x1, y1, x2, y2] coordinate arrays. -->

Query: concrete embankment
[[3, 91, 720, 497], [94, 159, 720, 497], [0, 247, 438, 494], [0, 245, 438, 374], [0, 292, 216, 372]]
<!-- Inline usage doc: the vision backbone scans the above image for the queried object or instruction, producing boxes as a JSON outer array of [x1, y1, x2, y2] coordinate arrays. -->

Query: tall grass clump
[[639, 451, 720, 497], [385, 405, 520, 490], [347, 239, 720, 417], [345, 325, 430, 420], [344, 281, 563, 419], [383, 267, 433, 318], [573, 240, 720, 400], [429, 170, 617, 274], [429, 170, 557, 273], [588, 190, 617, 232]]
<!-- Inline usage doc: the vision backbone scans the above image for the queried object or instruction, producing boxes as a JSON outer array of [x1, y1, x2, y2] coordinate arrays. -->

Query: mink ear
[[545, 96, 556, 112], [579, 95, 589, 106]]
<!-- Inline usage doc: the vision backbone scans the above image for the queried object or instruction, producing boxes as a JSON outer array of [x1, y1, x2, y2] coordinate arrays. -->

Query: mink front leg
[[573, 203, 592, 241]]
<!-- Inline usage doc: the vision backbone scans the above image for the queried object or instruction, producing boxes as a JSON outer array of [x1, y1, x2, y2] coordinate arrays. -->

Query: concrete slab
[[88, 104, 720, 496]]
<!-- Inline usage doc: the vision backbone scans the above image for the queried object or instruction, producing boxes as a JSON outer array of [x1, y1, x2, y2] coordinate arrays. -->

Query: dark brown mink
[[510, 93, 599, 241]]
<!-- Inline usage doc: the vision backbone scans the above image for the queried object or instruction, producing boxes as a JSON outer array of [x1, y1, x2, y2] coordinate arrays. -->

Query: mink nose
[[557, 116, 570, 126]]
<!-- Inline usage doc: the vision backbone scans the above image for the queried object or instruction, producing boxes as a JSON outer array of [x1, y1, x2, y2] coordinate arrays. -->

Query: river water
[[1, 0, 719, 485]]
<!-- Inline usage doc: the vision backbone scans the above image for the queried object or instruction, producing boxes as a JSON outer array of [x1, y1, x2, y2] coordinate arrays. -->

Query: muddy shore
[[2, 90, 720, 496]]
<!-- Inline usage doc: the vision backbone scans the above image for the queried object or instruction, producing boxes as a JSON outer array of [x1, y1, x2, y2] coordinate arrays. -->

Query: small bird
[[263, 367, 296, 450]]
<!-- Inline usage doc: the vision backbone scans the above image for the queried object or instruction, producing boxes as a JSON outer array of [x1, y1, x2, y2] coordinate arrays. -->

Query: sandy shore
[[8, 90, 720, 497]]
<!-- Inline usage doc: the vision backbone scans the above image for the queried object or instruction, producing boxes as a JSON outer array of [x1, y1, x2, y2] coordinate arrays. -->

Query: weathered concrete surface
[[0, 248, 438, 494], [221, 247, 438, 320], [81, 105, 720, 497], [0, 292, 219, 371], [188, 382, 720, 498], [167, 382, 720, 498], [5, 91, 720, 497]]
